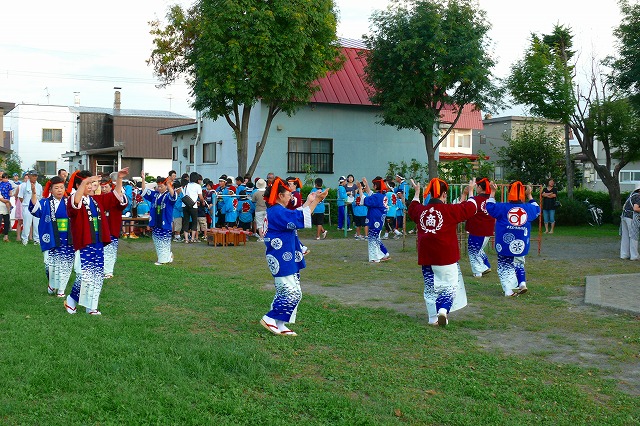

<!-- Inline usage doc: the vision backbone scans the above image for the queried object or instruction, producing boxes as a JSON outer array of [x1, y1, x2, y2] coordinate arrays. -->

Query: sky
[[1, 0, 624, 120]]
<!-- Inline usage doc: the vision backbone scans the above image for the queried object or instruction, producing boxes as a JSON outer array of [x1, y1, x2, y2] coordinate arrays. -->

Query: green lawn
[[1, 227, 638, 425]]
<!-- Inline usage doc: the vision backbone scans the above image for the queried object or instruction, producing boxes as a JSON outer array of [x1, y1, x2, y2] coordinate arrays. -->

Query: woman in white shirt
[[182, 172, 206, 243]]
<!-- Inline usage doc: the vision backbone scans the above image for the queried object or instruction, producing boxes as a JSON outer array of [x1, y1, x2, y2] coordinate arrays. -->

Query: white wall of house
[[170, 102, 430, 183], [587, 138, 640, 193], [6, 104, 74, 175]]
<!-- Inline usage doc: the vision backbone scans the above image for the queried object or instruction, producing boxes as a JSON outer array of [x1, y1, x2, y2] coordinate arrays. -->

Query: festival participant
[[310, 178, 328, 240], [100, 174, 128, 279], [407, 178, 479, 326], [336, 176, 351, 231], [141, 173, 176, 265], [286, 177, 303, 210], [0, 172, 12, 242], [260, 177, 328, 336], [352, 184, 368, 240], [252, 179, 267, 241], [237, 190, 255, 231], [459, 178, 495, 277], [29, 176, 74, 297], [64, 168, 128, 315], [359, 176, 390, 262], [486, 181, 540, 297]]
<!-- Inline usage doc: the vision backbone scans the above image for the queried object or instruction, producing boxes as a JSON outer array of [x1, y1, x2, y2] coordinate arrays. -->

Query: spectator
[[18, 170, 43, 245], [620, 183, 640, 261], [541, 179, 558, 234], [252, 179, 268, 241], [311, 178, 328, 240]]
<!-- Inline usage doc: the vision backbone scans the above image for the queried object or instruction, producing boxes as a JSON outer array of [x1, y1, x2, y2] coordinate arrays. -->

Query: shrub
[[554, 196, 590, 226]]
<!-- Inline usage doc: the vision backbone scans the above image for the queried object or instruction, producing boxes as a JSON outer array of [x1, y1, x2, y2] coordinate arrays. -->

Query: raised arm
[[303, 188, 328, 213], [74, 175, 100, 206], [410, 179, 421, 203]]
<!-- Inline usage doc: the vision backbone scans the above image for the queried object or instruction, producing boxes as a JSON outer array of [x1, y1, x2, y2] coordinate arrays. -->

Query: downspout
[[194, 110, 202, 172]]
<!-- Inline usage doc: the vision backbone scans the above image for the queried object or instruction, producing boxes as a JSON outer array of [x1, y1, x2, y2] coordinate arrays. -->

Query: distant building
[[159, 39, 483, 183], [3, 91, 193, 178]]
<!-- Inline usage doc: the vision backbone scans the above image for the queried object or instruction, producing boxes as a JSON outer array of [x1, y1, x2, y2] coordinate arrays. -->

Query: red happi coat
[[67, 192, 120, 251], [105, 194, 128, 238], [408, 199, 478, 266], [464, 193, 495, 237]]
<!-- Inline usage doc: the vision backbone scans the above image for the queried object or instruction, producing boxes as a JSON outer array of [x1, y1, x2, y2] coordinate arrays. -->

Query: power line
[[0, 69, 189, 87]]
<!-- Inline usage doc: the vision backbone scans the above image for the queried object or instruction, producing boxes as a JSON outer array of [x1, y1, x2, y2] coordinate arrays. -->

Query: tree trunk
[[424, 132, 438, 179], [564, 123, 573, 199], [236, 105, 251, 176], [247, 104, 279, 178], [596, 166, 622, 212]]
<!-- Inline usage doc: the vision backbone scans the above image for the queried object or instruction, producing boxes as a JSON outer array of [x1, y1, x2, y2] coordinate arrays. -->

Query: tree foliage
[[363, 0, 500, 179], [148, 0, 341, 176], [1, 152, 23, 177], [497, 122, 565, 186], [438, 150, 494, 183], [612, 0, 640, 110]]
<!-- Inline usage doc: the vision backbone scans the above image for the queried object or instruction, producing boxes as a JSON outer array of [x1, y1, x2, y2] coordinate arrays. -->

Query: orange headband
[[267, 177, 286, 206], [66, 170, 86, 195], [43, 180, 52, 198], [477, 178, 490, 191], [425, 178, 448, 199], [373, 178, 387, 192], [287, 177, 302, 189], [508, 181, 525, 202]]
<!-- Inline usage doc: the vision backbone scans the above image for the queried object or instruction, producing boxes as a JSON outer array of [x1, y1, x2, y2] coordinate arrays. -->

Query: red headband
[[477, 178, 490, 191], [287, 177, 302, 189]]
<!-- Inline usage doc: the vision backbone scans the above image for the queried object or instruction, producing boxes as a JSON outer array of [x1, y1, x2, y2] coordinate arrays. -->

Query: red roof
[[310, 45, 483, 130], [439, 153, 490, 161]]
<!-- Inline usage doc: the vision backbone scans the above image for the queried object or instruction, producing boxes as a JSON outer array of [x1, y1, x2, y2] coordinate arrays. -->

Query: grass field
[[1, 225, 639, 425]]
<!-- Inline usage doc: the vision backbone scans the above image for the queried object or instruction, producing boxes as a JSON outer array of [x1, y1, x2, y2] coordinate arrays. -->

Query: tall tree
[[612, 0, 640, 110], [363, 0, 500, 179], [585, 95, 640, 208], [148, 0, 341, 176], [506, 25, 576, 197], [497, 121, 565, 187]]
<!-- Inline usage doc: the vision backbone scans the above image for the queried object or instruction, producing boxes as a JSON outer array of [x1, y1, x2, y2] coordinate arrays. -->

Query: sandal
[[56, 293, 65, 298], [279, 329, 297, 336], [88, 310, 102, 315], [64, 301, 76, 314], [260, 319, 281, 335]]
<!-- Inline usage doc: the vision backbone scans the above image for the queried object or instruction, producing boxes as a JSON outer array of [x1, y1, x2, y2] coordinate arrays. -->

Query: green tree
[[148, 0, 341, 177], [497, 122, 565, 186], [2, 152, 23, 177], [586, 96, 640, 208], [363, 0, 500, 179], [611, 0, 640, 110], [506, 25, 575, 197]]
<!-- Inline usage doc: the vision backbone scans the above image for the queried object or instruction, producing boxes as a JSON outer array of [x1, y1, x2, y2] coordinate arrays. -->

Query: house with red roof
[[160, 39, 484, 183]]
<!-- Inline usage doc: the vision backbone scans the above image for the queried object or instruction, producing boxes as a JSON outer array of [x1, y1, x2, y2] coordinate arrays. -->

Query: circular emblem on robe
[[374, 221, 380, 228], [42, 234, 51, 243], [266, 254, 279, 275], [282, 251, 293, 262], [45, 215, 51, 223], [507, 207, 528, 226], [480, 200, 488, 213], [271, 238, 283, 250], [495, 243, 502, 252], [503, 233, 515, 243], [509, 239, 526, 255], [419, 207, 443, 234], [365, 218, 369, 225], [295, 251, 303, 262], [287, 222, 296, 230]]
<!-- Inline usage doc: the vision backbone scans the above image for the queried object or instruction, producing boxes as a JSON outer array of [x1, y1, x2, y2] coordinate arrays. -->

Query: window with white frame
[[95, 160, 115, 175], [42, 129, 62, 143], [619, 170, 640, 182], [203, 142, 217, 163], [457, 134, 471, 148], [35, 161, 57, 175]]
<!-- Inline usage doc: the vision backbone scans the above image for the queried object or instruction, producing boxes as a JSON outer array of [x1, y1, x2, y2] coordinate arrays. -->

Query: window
[[457, 134, 471, 148], [479, 135, 487, 144], [35, 161, 57, 176], [42, 129, 62, 143], [287, 138, 333, 174], [95, 160, 114, 175], [189, 145, 194, 164], [172, 146, 178, 161], [203, 142, 217, 163], [619, 170, 640, 182], [494, 166, 503, 181]]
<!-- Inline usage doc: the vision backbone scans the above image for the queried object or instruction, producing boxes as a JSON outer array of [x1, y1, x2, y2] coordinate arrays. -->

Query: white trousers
[[620, 216, 639, 261], [21, 205, 39, 243]]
